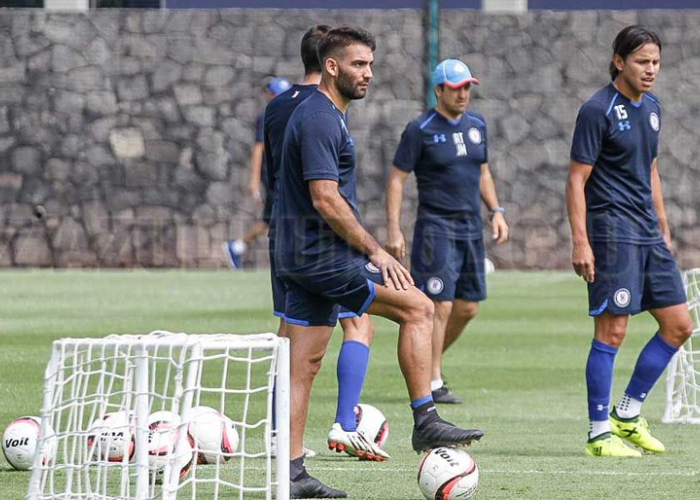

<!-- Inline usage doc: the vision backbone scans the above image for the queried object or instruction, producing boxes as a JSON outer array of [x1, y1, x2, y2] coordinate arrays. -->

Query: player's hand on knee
[[369, 248, 414, 290], [572, 242, 595, 283]]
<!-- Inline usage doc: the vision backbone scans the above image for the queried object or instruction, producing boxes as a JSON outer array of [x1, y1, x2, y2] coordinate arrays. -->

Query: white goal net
[[664, 269, 700, 424], [27, 331, 290, 500]]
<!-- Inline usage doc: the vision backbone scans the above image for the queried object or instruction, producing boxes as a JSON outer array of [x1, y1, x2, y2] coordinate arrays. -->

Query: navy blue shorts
[[411, 230, 486, 302], [269, 246, 287, 319], [269, 235, 358, 321], [588, 241, 686, 316], [282, 261, 384, 327]]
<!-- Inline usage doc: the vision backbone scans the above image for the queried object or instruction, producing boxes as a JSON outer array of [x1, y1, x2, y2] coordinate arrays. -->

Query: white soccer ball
[[355, 404, 388, 447], [484, 257, 495, 275], [2, 416, 57, 471], [148, 411, 193, 479], [87, 411, 135, 462], [418, 447, 479, 500], [187, 406, 239, 464]]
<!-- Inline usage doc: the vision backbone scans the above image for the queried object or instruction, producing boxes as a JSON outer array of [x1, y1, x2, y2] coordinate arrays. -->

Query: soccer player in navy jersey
[[223, 76, 291, 269], [275, 27, 483, 498], [567, 25, 693, 458], [263, 25, 387, 465], [386, 59, 509, 406]]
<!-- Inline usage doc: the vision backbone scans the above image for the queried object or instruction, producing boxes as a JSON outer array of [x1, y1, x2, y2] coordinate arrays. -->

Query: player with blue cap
[[223, 75, 292, 269], [386, 58, 508, 406], [433, 58, 480, 88]]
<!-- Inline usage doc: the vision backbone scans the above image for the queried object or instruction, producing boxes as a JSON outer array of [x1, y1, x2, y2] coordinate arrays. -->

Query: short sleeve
[[263, 110, 275, 192], [479, 118, 488, 163], [570, 102, 607, 166], [299, 111, 343, 182], [255, 114, 264, 143], [393, 122, 423, 172], [652, 106, 661, 159]]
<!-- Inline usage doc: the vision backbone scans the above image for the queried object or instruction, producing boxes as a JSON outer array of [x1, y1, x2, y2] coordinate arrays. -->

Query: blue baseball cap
[[433, 59, 480, 88], [267, 77, 292, 96]]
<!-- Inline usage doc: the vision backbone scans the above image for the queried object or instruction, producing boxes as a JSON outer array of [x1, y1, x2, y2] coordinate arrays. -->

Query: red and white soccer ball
[[355, 404, 388, 447], [187, 406, 239, 464], [418, 447, 479, 500], [87, 411, 135, 462], [147, 411, 193, 479], [2, 416, 57, 470]]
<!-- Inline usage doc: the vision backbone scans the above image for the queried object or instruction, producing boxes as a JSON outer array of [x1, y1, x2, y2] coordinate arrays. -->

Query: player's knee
[[412, 294, 435, 324], [677, 317, 694, 343], [455, 302, 479, 322], [306, 355, 324, 377], [601, 326, 627, 348]]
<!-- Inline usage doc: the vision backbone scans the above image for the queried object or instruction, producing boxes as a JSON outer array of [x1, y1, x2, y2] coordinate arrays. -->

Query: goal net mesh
[[27, 331, 289, 500], [664, 269, 700, 424]]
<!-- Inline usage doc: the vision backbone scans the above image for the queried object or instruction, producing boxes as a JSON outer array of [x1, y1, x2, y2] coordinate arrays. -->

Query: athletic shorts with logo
[[588, 241, 686, 316], [280, 260, 383, 327], [411, 220, 487, 302]]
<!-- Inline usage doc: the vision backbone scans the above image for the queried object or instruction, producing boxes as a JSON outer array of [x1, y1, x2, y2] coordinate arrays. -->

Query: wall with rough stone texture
[[0, 9, 698, 269]]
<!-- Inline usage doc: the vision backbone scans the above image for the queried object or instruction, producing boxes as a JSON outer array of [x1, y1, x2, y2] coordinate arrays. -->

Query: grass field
[[1, 270, 699, 499]]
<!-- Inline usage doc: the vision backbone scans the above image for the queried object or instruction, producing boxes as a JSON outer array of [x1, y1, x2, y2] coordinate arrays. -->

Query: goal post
[[27, 332, 290, 500], [663, 269, 700, 424]]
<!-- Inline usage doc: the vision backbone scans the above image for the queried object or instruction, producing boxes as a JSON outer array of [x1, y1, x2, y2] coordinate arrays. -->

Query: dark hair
[[609, 25, 662, 81], [301, 25, 331, 75], [317, 26, 377, 65]]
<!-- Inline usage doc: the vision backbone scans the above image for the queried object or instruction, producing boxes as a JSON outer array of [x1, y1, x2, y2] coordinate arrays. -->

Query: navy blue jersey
[[571, 84, 663, 244], [255, 113, 264, 143], [263, 84, 318, 200], [393, 109, 488, 240], [275, 91, 364, 277]]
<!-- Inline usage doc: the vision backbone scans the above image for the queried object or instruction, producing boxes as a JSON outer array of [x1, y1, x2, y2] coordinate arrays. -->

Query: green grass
[[1, 270, 699, 499]]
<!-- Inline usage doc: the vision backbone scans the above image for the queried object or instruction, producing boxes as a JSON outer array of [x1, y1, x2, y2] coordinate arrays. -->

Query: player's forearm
[[249, 143, 264, 186], [651, 162, 670, 235], [566, 177, 589, 245], [385, 174, 405, 231], [479, 165, 501, 210], [314, 191, 381, 256]]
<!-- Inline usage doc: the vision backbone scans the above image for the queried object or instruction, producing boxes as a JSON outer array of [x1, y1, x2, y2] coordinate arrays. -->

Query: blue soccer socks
[[586, 339, 619, 424], [334, 340, 370, 432]]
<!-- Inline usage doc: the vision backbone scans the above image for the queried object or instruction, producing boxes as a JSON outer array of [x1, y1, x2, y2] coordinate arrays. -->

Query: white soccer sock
[[615, 393, 643, 419], [430, 379, 444, 392], [589, 420, 610, 440]]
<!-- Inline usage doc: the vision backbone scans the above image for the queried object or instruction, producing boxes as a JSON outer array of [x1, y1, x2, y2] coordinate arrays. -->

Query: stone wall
[[0, 9, 698, 269]]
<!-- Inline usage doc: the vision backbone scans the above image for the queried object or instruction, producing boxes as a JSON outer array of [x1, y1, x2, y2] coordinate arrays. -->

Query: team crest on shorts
[[467, 127, 482, 144], [614, 288, 631, 308], [649, 112, 660, 131], [364, 262, 381, 274], [426, 277, 444, 295]]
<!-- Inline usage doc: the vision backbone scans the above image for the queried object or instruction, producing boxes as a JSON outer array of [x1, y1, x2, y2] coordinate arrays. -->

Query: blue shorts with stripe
[[588, 241, 686, 316], [411, 228, 486, 302], [281, 261, 383, 327]]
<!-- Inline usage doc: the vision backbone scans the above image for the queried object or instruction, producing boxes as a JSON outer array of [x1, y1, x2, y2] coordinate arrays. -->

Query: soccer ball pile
[[2, 406, 239, 475]]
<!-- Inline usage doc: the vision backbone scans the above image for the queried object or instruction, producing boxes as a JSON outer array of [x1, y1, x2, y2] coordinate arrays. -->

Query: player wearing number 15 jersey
[[567, 25, 693, 458]]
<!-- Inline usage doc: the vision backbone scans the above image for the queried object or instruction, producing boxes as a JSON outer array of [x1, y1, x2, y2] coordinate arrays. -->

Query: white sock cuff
[[430, 379, 444, 392]]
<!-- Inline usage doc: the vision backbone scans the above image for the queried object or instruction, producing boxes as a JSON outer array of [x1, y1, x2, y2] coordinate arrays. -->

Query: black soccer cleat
[[412, 418, 484, 453], [431, 385, 463, 404], [290, 474, 347, 499]]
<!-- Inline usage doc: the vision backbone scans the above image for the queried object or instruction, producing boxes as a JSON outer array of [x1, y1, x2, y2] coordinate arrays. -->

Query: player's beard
[[336, 67, 368, 101]]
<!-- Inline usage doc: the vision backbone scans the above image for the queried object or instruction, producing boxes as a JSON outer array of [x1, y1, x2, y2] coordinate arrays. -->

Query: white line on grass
[[293, 467, 699, 478]]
